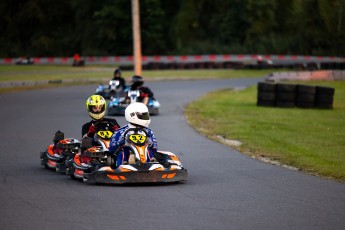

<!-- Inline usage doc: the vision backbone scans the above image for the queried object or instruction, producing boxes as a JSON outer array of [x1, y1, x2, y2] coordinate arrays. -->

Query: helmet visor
[[136, 112, 150, 120], [89, 104, 105, 114]]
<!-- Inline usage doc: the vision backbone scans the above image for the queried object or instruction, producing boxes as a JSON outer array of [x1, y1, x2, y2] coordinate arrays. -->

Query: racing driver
[[82, 95, 120, 138], [129, 75, 154, 105], [109, 102, 157, 166]]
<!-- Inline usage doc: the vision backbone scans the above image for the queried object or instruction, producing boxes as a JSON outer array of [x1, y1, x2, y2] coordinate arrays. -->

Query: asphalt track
[[1, 78, 345, 230]]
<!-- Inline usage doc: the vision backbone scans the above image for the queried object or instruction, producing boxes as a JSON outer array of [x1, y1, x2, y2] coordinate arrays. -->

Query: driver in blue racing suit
[[109, 102, 157, 166]]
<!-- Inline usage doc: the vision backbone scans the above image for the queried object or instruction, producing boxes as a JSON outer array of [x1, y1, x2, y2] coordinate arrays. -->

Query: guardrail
[[1, 54, 344, 65], [265, 70, 345, 82], [0, 78, 109, 89]]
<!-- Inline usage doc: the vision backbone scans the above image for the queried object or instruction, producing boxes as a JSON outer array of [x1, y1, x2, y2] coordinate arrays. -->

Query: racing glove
[[87, 124, 96, 137]]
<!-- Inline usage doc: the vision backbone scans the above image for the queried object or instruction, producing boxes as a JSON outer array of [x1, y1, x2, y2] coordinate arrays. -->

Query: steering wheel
[[123, 127, 148, 138], [93, 121, 115, 132]]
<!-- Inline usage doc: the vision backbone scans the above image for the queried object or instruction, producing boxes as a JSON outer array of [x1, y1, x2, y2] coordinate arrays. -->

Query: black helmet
[[131, 75, 144, 88], [114, 68, 121, 76]]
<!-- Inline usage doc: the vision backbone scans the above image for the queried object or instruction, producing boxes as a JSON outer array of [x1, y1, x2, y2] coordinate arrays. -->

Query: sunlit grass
[[186, 81, 345, 182]]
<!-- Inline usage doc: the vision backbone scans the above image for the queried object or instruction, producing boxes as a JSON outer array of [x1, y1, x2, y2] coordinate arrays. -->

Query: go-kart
[[40, 131, 81, 173], [80, 128, 188, 184], [65, 121, 115, 180], [95, 80, 126, 99], [107, 89, 160, 115], [16, 57, 34, 65]]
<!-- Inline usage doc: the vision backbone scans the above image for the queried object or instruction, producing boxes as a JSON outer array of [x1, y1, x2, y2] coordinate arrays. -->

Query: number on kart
[[97, 131, 113, 139], [129, 134, 146, 144]]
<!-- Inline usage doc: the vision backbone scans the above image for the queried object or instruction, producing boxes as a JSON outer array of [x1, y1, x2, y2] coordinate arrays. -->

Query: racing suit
[[111, 77, 126, 90], [80, 118, 120, 164], [130, 86, 154, 103], [109, 124, 158, 166], [82, 118, 120, 138]]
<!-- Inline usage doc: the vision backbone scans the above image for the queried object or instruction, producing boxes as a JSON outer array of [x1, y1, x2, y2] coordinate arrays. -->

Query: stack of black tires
[[257, 82, 335, 109], [257, 82, 276, 107]]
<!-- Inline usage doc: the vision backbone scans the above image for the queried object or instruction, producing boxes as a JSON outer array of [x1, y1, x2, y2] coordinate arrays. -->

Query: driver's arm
[[82, 123, 90, 137], [82, 122, 95, 138], [109, 120, 120, 131], [148, 130, 158, 151], [140, 87, 153, 105], [109, 131, 125, 154], [83, 123, 96, 138]]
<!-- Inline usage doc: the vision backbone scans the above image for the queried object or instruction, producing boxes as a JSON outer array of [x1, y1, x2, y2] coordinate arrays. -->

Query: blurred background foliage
[[1, 0, 345, 57]]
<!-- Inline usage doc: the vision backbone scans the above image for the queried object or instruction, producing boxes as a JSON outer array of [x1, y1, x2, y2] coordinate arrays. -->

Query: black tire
[[276, 92, 296, 101], [257, 92, 275, 101], [257, 100, 275, 107], [276, 83, 296, 93], [315, 94, 334, 104], [276, 101, 295, 108], [152, 108, 160, 115], [316, 86, 335, 95], [70, 173, 76, 180], [297, 85, 316, 94], [40, 151, 49, 168], [297, 94, 315, 103], [315, 103, 333, 109], [258, 82, 276, 92], [296, 101, 315, 108]]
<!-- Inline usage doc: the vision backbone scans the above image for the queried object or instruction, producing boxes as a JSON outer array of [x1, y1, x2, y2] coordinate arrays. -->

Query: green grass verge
[[185, 81, 345, 182], [0, 65, 281, 94], [0, 64, 279, 82]]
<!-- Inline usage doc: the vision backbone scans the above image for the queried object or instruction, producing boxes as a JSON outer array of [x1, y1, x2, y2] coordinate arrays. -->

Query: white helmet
[[125, 102, 151, 127]]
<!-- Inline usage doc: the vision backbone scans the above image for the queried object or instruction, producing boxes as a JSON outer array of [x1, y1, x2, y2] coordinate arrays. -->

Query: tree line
[[1, 0, 345, 58]]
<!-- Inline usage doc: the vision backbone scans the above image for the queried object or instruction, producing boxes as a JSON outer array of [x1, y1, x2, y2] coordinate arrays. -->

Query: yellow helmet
[[86, 95, 106, 120]]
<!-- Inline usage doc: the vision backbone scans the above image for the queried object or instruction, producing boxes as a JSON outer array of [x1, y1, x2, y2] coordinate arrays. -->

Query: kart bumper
[[40, 151, 61, 170], [84, 167, 188, 184]]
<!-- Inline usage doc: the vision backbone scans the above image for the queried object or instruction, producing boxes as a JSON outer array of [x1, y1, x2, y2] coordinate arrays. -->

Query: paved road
[[1, 79, 345, 230]]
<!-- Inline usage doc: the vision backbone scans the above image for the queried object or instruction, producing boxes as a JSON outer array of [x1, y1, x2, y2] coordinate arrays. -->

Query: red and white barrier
[[1, 54, 344, 65]]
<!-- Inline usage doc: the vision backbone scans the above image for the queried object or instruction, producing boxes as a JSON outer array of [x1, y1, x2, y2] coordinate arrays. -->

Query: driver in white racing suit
[[109, 102, 157, 166]]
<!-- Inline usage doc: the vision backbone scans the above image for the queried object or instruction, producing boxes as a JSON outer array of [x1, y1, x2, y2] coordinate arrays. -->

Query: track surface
[[1, 78, 345, 230]]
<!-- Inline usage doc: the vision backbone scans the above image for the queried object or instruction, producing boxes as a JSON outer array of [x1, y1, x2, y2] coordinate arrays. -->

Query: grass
[[0, 65, 280, 94], [0, 64, 279, 82], [185, 81, 345, 182]]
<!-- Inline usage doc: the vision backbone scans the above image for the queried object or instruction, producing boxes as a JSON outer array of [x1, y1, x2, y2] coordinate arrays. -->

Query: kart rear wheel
[[40, 151, 49, 169]]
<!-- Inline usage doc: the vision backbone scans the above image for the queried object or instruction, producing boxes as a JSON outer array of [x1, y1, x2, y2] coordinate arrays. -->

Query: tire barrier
[[296, 85, 316, 108], [1, 54, 345, 70], [257, 82, 335, 109], [315, 86, 335, 109], [275, 83, 296, 108], [257, 82, 276, 107]]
